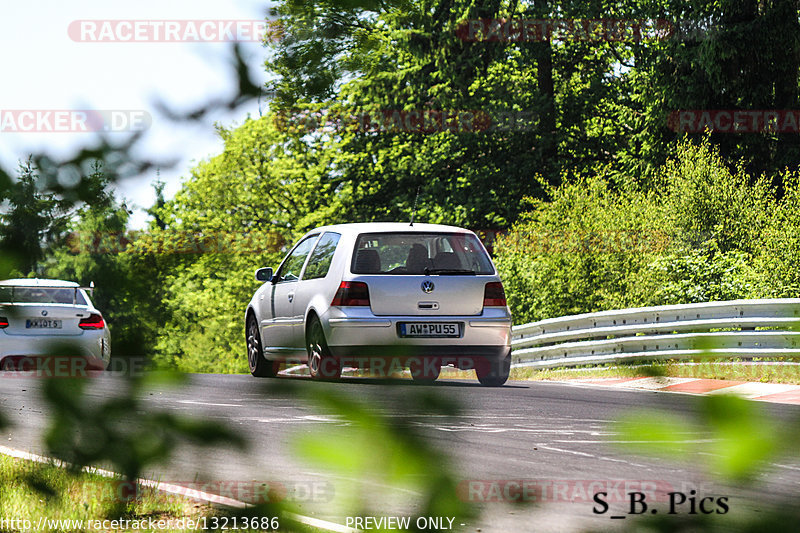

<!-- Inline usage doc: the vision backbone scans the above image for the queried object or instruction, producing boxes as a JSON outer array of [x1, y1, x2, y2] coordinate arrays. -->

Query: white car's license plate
[[399, 322, 460, 338], [26, 319, 62, 329]]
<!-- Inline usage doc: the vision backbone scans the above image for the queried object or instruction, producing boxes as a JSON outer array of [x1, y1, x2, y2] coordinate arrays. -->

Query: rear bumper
[[323, 309, 512, 351], [0, 331, 110, 367]]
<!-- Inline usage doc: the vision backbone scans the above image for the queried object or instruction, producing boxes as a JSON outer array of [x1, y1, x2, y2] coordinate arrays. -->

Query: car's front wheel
[[246, 315, 279, 378], [475, 352, 511, 387], [307, 317, 341, 380]]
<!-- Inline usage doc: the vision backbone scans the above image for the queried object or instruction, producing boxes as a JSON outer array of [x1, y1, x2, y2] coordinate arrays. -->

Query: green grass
[[0, 456, 197, 532], [439, 360, 800, 384], [0, 455, 316, 532]]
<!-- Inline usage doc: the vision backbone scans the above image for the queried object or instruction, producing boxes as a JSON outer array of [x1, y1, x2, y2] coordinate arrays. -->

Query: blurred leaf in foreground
[[283, 382, 480, 529], [42, 372, 246, 484], [615, 394, 783, 481]]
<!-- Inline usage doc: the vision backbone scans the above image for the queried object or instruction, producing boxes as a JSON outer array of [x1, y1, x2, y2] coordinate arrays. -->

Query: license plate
[[399, 322, 460, 338], [26, 319, 62, 329]]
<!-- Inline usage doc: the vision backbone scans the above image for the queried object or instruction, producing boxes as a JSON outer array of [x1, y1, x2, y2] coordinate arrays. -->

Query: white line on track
[[533, 444, 654, 469], [696, 451, 800, 473], [554, 439, 717, 444], [770, 463, 800, 472], [176, 400, 243, 407], [232, 415, 345, 424], [423, 424, 614, 435], [533, 445, 595, 458], [597, 456, 650, 468]]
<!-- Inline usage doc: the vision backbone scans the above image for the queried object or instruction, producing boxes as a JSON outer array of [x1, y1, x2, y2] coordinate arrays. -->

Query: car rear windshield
[[0, 287, 87, 305], [351, 232, 494, 275]]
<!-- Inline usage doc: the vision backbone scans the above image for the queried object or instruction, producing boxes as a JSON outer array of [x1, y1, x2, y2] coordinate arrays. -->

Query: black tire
[[409, 359, 441, 383], [475, 352, 511, 387], [246, 315, 279, 378], [307, 317, 341, 380]]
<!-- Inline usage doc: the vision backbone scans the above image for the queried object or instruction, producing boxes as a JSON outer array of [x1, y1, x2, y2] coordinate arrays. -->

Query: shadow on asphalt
[[274, 372, 528, 388]]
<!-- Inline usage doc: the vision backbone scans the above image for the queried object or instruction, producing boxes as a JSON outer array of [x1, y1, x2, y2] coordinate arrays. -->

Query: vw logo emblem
[[421, 280, 434, 293], [41, 310, 48, 317]]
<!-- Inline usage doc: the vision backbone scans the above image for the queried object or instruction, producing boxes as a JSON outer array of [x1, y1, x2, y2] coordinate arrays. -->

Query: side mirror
[[255, 267, 273, 283]]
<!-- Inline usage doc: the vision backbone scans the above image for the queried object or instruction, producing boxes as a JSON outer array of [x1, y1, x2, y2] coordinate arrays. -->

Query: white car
[[244, 223, 512, 386], [0, 279, 111, 372]]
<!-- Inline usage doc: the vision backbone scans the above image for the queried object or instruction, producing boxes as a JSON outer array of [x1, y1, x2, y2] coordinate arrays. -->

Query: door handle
[[288, 292, 294, 302]]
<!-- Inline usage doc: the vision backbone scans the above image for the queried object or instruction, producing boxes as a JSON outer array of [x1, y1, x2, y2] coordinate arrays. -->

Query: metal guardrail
[[510, 299, 800, 369]]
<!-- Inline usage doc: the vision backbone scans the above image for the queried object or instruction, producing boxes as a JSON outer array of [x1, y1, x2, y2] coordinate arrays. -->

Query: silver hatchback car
[[244, 223, 512, 386]]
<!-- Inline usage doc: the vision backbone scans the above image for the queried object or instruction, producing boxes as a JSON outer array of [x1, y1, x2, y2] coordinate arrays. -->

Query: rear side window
[[351, 232, 494, 275], [0, 287, 87, 305], [303, 232, 341, 280]]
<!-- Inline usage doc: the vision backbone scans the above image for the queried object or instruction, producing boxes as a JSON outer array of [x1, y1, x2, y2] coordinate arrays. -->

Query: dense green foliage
[[495, 140, 800, 324], [141, 116, 341, 372]]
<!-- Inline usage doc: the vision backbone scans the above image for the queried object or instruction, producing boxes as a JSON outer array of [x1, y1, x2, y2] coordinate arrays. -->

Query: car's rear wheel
[[247, 315, 279, 378], [475, 352, 511, 387], [409, 359, 441, 383], [307, 317, 341, 380]]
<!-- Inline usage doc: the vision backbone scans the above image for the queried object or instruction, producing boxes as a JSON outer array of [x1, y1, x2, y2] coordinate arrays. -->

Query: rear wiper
[[424, 268, 476, 275]]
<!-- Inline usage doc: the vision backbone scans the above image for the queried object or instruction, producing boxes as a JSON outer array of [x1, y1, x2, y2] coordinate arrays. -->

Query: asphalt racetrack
[[2, 373, 799, 532]]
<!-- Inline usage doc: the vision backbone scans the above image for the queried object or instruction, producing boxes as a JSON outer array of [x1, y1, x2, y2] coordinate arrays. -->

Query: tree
[[264, 0, 689, 225], [149, 114, 341, 371], [44, 165, 169, 359], [0, 158, 68, 275], [266, 0, 563, 227], [623, 0, 800, 185]]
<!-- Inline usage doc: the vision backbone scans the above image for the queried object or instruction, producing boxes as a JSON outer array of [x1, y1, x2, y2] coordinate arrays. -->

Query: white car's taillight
[[79, 313, 105, 330], [331, 281, 371, 306], [0, 317, 8, 329], [483, 282, 507, 307]]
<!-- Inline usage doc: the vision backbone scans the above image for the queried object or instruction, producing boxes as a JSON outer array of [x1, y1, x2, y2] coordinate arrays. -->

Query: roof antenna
[[410, 187, 420, 226]]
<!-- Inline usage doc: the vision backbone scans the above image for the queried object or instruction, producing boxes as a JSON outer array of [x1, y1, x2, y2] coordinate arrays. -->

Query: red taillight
[[331, 281, 370, 306], [0, 317, 8, 329], [79, 313, 105, 330], [483, 282, 507, 307]]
